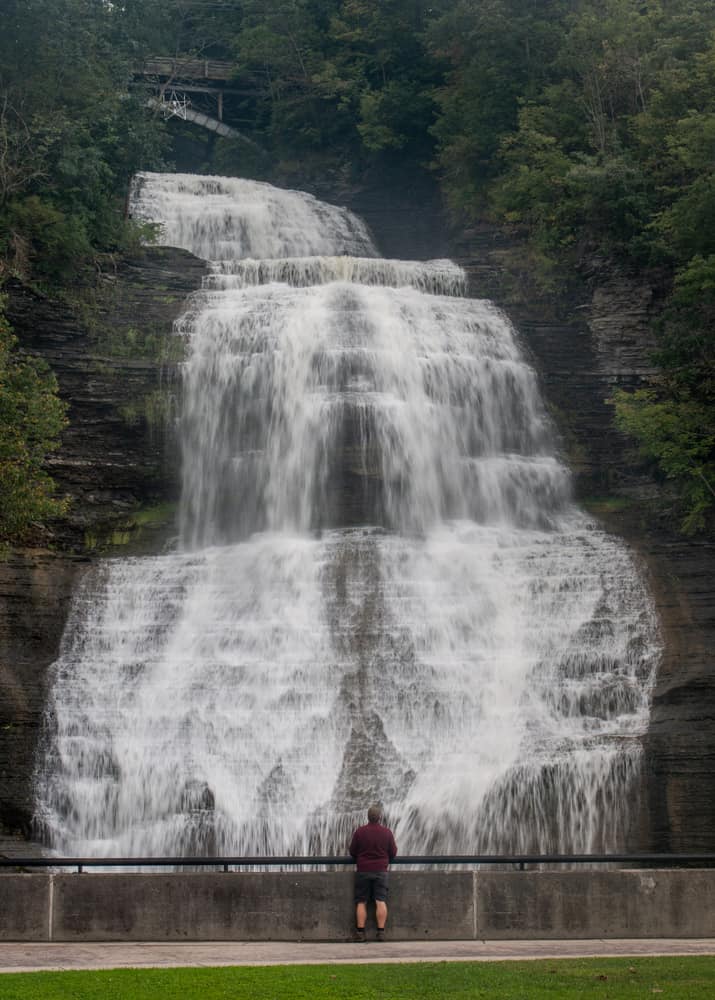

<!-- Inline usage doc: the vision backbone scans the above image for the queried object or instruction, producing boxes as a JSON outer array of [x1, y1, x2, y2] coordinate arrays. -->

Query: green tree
[[329, 0, 442, 155], [427, 0, 569, 215], [0, 300, 68, 544], [226, 1, 442, 165], [612, 389, 715, 533], [0, 0, 169, 285], [426, 1, 715, 530]]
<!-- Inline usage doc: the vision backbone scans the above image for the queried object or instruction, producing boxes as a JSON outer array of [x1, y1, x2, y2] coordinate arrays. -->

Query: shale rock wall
[[0, 178, 712, 854], [0, 247, 205, 840], [447, 224, 715, 854], [0, 552, 84, 839]]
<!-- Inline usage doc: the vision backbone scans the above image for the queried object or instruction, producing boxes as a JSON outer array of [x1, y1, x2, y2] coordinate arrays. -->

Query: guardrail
[[137, 58, 236, 80], [3, 853, 714, 873]]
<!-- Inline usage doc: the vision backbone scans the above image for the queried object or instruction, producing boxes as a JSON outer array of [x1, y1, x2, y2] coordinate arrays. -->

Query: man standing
[[348, 804, 397, 942]]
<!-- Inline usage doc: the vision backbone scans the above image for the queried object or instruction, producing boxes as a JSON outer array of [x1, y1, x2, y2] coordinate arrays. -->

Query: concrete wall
[[1, 870, 713, 942]]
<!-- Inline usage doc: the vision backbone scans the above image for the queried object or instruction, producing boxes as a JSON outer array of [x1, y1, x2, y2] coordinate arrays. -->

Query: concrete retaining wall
[[1, 870, 713, 942]]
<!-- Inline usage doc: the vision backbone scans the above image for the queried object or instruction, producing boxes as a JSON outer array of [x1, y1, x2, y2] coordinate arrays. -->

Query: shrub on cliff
[[0, 298, 68, 546], [612, 389, 715, 534], [611, 253, 715, 533]]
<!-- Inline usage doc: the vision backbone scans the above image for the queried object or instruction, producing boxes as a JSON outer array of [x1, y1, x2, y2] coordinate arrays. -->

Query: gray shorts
[[354, 871, 389, 904]]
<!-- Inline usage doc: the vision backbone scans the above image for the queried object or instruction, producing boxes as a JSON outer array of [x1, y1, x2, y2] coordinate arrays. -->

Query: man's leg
[[354, 873, 368, 940], [375, 873, 389, 939]]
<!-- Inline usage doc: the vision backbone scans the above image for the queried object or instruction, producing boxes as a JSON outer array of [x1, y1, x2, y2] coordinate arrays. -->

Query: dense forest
[[1, 0, 713, 541]]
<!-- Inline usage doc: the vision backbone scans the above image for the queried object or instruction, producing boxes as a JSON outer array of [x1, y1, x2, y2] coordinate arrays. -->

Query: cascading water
[[34, 172, 660, 859]]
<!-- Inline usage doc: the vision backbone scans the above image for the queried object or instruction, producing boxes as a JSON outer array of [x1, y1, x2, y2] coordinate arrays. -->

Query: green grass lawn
[[1, 957, 714, 999]]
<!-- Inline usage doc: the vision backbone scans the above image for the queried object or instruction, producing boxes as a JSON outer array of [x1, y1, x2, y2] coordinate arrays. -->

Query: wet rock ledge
[[1, 247, 206, 838], [1, 182, 713, 856], [449, 222, 715, 854]]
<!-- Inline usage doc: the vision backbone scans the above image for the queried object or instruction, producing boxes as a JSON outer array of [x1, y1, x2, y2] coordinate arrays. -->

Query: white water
[[35, 172, 659, 858]]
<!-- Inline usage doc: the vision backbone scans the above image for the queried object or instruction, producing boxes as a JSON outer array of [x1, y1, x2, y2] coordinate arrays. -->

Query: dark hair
[[367, 805, 382, 823]]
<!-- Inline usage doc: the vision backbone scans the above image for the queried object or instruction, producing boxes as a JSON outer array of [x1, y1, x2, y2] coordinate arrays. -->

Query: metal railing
[[2, 853, 714, 874], [138, 58, 236, 81]]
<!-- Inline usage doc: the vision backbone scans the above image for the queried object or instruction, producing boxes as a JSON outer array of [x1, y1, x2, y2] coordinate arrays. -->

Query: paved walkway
[[1, 939, 714, 973]]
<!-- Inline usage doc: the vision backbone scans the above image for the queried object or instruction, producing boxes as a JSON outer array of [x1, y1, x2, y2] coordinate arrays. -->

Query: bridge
[[134, 56, 261, 147], [140, 57, 237, 82]]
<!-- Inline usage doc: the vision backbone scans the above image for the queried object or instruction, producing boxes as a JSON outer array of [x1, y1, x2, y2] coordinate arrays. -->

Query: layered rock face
[[0, 552, 83, 840], [0, 248, 205, 839], [0, 179, 712, 853], [5, 248, 206, 549], [524, 280, 714, 854], [447, 226, 715, 853]]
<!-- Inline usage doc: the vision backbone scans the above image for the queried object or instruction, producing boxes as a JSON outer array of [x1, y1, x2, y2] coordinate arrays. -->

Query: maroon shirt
[[349, 822, 397, 872]]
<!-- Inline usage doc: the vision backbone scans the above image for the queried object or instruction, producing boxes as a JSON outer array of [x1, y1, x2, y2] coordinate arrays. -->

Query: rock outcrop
[[5, 248, 206, 549], [0, 180, 712, 855], [0, 247, 205, 839], [449, 225, 714, 853], [0, 551, 85, 839]]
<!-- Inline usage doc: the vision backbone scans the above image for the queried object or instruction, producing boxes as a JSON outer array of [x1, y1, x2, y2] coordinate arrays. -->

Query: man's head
[[367, 804, 382, 824]]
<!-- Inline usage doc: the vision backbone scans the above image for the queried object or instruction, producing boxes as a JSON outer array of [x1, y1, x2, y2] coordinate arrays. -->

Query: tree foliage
[[0, 299, 67, 544], [612, 389, 715, 533], [221, 0, 444, 166], [1, 0, 714, 533], [424, 0, 715, 531], [0, 0, 169, 284]]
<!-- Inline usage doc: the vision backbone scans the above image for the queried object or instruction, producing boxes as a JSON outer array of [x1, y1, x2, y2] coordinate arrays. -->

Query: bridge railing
[[2, 853, 714, 874], [138, 58, 236, 81]]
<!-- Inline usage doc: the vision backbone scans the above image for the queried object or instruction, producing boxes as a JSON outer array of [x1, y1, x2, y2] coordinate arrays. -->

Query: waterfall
[[34, 172, 659, 859]]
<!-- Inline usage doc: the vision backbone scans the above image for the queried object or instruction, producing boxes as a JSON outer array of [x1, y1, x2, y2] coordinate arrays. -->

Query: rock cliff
[[0, 247, 205, 841], [0, 181, 712, 854], [448, 224, 714, 854]]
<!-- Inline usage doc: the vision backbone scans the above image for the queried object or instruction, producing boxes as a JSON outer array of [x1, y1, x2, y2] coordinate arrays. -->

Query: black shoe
[[376, 928, 385, 942], [355, 928, 366, 942]]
